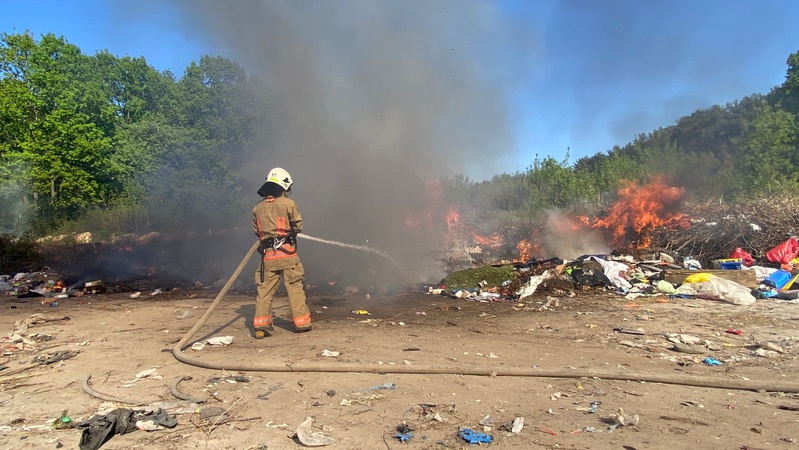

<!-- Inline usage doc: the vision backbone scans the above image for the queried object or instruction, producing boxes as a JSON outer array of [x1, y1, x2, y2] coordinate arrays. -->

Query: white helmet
[[266, 167, 293, 191]]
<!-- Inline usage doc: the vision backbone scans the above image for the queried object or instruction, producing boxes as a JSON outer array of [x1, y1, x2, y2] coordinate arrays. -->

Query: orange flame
[[516, 239, 536, 261], [584, 177, 688, 248], [473, 232, 503, 249], [445, 206, 461, 232]]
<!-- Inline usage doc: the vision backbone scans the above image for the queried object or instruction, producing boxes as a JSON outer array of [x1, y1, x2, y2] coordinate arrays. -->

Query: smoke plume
[[116, 1, 536, 285]]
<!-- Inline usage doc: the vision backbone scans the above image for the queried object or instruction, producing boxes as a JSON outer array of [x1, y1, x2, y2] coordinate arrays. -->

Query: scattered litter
[[510, 417, 524, 434], [726, 329, 742, 335], [619, 340, 645, 349], [344, 286, 359, 295], [583, 426, 598, 433], [205, 336, 234, 346], [175, 310, 193, 319], [672, 343, 706, 354], [539, 296, 560, 311], [613, 327, 645, 335], [680, 401, 704, 408], [369, 382, 397, 391], [667, 334, 703, 345], [396, 422, 414, 434], [206, 375, 250, 385], [33, 350, 78, 365], [754, 348, 779, 358], [149, 289, 163, 296], [394, 432, 413, 442], [135, 420, 161, 431], [588, 401, 601, 414], [52, 410, 73, 430], [758, 341, 785, 353], [135, 368, 159, 379], [516, 270, 550, 301], [321, 349, 340, 357], [458, 428, 492, 444], [656, 280, 677, 294], [607, 407, 639, 433], [702, 357, 722, 366], [393, 422, 414, 441], [295, 417, 336, 447], [129, 292, 142, 299], [351, 310, 370, 315], [191, 342, 205, 351], [78, 408, 177, 450]]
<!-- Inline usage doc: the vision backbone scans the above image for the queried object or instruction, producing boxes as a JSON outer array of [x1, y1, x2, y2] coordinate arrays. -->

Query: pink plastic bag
[[766, 237, 799, 267], [730, 247, 754, 267]]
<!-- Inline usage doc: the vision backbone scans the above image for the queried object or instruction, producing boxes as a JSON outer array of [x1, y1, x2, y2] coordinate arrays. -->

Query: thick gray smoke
[[117, 1, 536, 285], [540, 210, 608, 259]]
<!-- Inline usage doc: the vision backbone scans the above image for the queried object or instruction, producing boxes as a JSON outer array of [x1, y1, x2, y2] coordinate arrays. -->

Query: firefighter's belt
[[260, 235, 296, 252]]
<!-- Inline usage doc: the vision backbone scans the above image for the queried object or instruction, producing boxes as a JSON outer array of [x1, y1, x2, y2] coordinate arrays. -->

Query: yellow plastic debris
[[683, 273, 714, 284]]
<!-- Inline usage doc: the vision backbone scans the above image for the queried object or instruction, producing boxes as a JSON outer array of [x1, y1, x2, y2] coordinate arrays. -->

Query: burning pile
[[423, 174, 797, 274], [436, 177, 693, 265]]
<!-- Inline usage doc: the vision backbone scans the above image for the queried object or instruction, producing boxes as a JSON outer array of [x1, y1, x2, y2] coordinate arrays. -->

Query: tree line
[[1, 32, 798, 237], [443, 50, 799, 217]]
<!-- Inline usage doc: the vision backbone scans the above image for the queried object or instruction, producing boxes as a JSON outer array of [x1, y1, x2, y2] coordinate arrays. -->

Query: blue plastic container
[[764, 269, 792, 289], [719, 260, 742, 270]]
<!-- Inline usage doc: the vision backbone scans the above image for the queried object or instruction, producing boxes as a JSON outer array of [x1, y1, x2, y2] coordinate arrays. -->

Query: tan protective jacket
[[252, 195, 303, 270]]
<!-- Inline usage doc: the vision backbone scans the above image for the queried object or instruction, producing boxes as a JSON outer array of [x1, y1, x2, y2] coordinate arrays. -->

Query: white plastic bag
[[588, 257, 632, 290], [676, 276, 756, 305], [516, 270, 549, 300], [296, 417, 336, 446]]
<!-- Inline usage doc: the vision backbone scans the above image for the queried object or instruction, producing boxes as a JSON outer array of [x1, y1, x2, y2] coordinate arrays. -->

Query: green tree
[[0, 33, 126, 227], [736, 105, 799, 195], [780, 50, 799, 114], [525, 153, 592, 213]]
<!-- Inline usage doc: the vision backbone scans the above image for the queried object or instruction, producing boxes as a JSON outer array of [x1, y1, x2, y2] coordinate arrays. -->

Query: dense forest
[[1, 32, 798, 239], [0, 32, 268, 237]]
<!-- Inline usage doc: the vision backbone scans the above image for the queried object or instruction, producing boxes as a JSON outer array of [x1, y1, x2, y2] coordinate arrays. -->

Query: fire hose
[[172, 240, 799, 393]]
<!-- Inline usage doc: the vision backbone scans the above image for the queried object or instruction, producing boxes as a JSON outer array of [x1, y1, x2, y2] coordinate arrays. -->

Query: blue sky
[[2, 1, 799, 179]]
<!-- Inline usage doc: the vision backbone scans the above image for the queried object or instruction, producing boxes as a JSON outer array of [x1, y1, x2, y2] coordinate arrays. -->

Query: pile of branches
[[650, 195, 799, 266], [0, 234, 42, 273]]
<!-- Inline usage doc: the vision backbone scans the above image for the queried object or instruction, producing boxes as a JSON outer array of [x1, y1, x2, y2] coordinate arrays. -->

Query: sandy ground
[[1, 286, 799, 450]]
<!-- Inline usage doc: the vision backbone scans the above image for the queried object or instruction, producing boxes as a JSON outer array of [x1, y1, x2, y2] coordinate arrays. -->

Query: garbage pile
[[651, 194, 799, 265], [428, 237, 799, 307], [1, 271, 107, 304]]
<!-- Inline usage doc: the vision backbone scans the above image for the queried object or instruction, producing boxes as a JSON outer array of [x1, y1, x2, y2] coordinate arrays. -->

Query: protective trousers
[[253, 262, 311, 329]]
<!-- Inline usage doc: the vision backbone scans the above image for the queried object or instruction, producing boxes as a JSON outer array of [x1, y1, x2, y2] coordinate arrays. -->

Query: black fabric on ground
[[568, 259, 611, 287], [78, 408, 177, 450]]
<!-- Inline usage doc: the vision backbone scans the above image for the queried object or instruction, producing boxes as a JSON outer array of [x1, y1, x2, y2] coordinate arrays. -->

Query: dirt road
[[1, 287, 798, 449]]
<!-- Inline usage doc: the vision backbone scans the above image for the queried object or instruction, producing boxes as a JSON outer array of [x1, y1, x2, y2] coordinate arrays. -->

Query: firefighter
[[252, 167, 311, 338]]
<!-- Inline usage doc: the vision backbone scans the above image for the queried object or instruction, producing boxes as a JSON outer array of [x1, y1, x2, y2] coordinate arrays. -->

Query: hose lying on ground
[[81, 374, 147, 405], [172, 241, 799, 393], [169, 376, 206, 404]]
